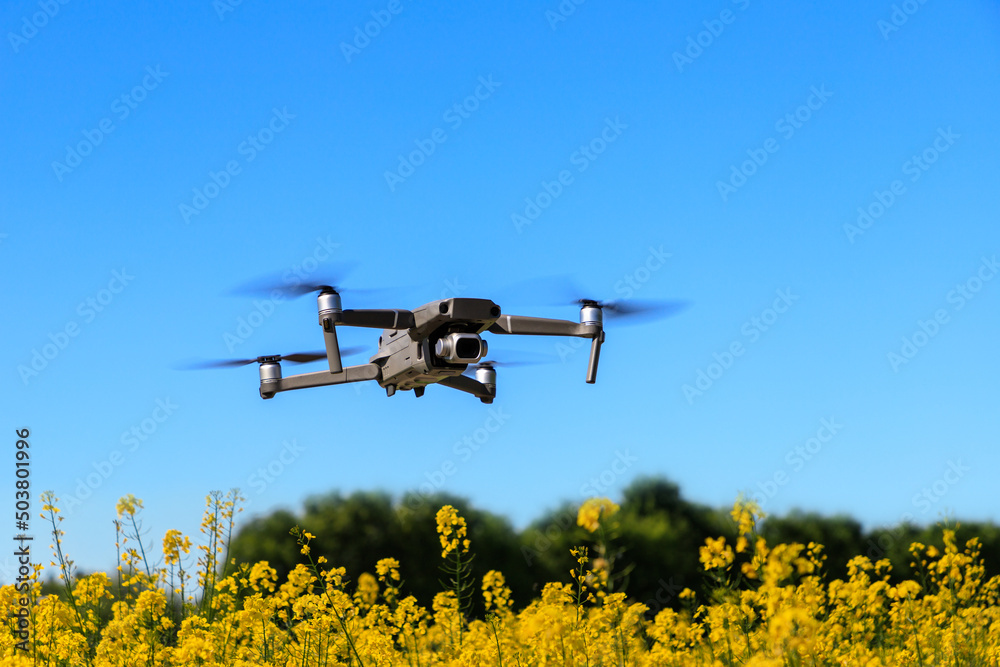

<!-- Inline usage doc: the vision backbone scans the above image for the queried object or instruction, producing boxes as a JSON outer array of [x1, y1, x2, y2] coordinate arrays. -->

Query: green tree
[[228, 490, 531, 614], [759, 511, 864, 581], [228, 477, 1000, 618]]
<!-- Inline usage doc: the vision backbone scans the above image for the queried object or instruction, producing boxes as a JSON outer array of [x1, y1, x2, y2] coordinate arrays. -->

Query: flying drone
[[191, 278, 685, 404]]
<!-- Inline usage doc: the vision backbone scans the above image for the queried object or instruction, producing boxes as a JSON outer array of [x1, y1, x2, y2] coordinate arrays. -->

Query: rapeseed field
[[3, 491, 998, 665]]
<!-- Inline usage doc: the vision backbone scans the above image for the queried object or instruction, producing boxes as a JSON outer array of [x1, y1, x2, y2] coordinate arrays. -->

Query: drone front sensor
[[434, 333, 487, 364]]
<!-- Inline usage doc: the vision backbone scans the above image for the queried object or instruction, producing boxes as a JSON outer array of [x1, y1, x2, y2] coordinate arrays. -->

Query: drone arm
[[261, 362, 380, 398], [339, 309, 416, 330], [438, 374, 495, 402], [489, 313, 605, 384], [488, 315, 599, 338]]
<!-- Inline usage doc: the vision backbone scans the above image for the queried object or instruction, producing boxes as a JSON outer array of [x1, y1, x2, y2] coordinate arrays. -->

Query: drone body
[[191, 276, 684, 403], [256, 294, 605, 404]]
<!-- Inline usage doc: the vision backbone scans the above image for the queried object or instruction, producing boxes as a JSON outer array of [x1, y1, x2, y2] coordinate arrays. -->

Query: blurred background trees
[[227, 476, 1000, 616]]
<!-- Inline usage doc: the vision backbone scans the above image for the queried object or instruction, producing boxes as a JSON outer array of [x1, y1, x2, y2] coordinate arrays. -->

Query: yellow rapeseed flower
[[162, 529, 191, 566], [356, 571, 378, 606], [577, 497, 620, 533], [16, 490, 1000, 665], [482, 569, 512, 613], [731, 495, 765, 550], [699, 536, 735, 571], [116, 494, 143, 518], [435, 505, 468, 558], [376, 557, 401, 581]]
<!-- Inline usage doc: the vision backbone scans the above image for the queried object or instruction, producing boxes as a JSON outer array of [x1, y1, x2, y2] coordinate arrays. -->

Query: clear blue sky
[[3, 1, 999, 578]]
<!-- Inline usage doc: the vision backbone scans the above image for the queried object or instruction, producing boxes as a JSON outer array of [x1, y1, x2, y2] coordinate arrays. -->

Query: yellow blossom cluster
[[699, 536, 735, 570], [435, 504, 469, 558], [115, 494, 143, 518], [576, 496, 619, 533], [4, 494, 1000, 665]]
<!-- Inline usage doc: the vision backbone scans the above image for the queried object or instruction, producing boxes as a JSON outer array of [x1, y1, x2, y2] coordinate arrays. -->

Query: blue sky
[[3, 0, 999, 578]]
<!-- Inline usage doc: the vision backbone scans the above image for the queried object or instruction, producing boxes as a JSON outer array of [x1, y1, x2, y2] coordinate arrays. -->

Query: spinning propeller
[[177, 347, 366, 370], [462, 352, 557, 378], [231, 262, 386, 300], [497, 275, 689, 324], [572, 297, 689, 322]]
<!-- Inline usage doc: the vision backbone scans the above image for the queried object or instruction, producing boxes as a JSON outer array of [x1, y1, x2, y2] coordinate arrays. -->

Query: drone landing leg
[[322, 317, 344, 374], [488, 313, 603, 384], [586, 331, 605, 384]]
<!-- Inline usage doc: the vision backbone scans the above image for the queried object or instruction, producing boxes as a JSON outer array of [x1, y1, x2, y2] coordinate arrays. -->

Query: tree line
[[227, 476, 1000, 617]]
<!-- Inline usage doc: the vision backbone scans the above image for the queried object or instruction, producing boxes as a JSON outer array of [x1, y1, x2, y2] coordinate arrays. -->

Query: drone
[[190, 280, 684, 404]]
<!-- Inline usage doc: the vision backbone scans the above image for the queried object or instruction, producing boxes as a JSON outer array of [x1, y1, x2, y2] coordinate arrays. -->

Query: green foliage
[[759, 511, 864, 581], [229, 489, 531, 615], [228, 477, 1000, 619]]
